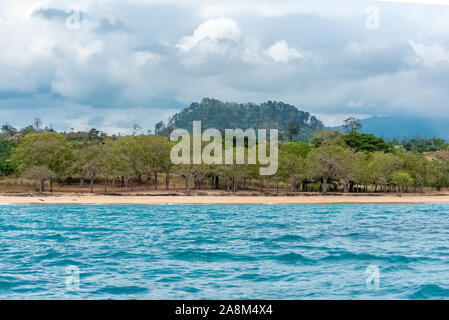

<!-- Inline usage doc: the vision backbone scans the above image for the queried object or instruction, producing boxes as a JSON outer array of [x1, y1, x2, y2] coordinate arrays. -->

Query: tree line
[[1, 125, 449, 195]]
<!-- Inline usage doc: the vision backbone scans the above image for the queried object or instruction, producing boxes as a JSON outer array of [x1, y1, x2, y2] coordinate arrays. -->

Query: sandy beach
[[1, 192, 449, 205]]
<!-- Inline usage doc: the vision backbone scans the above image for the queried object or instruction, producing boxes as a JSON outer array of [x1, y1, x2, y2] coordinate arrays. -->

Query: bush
[[392, 171, 414, 192]]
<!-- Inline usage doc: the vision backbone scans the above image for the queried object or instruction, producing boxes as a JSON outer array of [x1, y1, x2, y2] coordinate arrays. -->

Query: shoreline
[[2, 192, 449, 205]]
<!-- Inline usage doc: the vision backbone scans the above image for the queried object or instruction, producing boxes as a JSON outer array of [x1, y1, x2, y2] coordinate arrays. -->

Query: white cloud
[[264, 40, 302, 63], [74, 40, 105, 63], [197, 0, 361, 18], [132, 51, 161, 66], [1, 0, 449, 133], [314, 113, 372, 127], [409, 41, 449, 67], [176, 17, 241, 52], [346, 100, 365, 109]]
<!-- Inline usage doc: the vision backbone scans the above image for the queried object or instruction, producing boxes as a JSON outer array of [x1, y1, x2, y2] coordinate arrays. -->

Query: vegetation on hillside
[[163, 98, 324, 141]]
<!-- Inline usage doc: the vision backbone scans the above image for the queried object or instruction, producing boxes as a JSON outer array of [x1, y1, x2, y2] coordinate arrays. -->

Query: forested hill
[[167, 98, 324, 141]]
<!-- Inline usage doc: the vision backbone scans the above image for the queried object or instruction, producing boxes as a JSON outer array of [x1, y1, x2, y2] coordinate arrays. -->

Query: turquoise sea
[[1, 204, 449, 299]]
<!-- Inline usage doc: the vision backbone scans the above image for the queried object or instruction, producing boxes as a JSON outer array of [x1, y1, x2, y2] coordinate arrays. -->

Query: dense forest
[[159, 98, 324, 141], [1, 115, 449, 195]]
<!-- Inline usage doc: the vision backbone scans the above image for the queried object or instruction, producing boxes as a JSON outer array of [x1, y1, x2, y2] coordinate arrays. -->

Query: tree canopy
[[343, 132, 389, 152], [167, 98, 324, 141]]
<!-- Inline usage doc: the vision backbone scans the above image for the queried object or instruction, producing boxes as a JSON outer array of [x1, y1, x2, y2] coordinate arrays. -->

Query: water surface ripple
[[1, 204, 449, 299]]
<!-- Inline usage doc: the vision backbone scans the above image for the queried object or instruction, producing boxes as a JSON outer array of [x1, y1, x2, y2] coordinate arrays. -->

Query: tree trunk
[[153, 172, 158, 190], [165, 173, 170, 190], [322, 174, 328, 196], [146, 175, 151, 190], [90, 178, 94, 193], [40, 179, 45, 193], [185, 176, 190, 191], [215, 176, 219, 189], [49, 178, 53, 193]]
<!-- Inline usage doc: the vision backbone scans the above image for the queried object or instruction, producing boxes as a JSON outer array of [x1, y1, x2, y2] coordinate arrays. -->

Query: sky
[[0, 0, 449, 133]]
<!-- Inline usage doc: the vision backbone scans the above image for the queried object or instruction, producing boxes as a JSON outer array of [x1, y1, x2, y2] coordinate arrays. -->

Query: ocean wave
[[94, 285, 149, 295], [0, 277, 19, 290], [170, 250, 255, 262], [321, 250, 435, 264], [191, 237, 220, 245], [42, 233, 67, 241], [408, 284, 449, 299], [272, 234, 308, 242], [33, 249, 65, 262], [273, 252, 315, 265]]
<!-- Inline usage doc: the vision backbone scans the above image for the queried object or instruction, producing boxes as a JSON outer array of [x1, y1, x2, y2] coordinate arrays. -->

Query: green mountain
[[167, 98, 324, 141]]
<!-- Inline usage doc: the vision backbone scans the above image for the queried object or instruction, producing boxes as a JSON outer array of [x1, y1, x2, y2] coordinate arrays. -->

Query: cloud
[[197, 0, 362, 18], [346, 100, 365, 109], [1, 0, 449, 133], [176, 17, 241, 52], [32, 7, 88, 22], [315, 113, 372, 127], [96, 18, 132, 33], [264, 40, 302, 62], [0, 102, 178, 135], [409, 41, 449, 67], [32, 8, 71, 20], [132, 51, 161, 66]]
